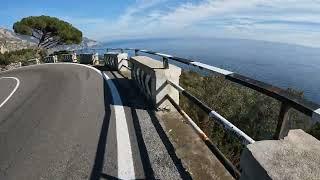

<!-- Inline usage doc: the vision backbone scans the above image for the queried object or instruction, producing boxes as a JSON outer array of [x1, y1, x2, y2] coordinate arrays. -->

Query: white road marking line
[[103, 72, 135, 179], [0, 77, 20, 109]]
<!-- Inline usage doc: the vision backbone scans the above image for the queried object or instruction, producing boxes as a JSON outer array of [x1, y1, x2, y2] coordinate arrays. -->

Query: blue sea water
[[103, 38, 320, 103]]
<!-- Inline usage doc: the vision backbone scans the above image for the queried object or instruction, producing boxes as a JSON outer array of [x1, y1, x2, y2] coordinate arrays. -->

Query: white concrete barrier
[[240, 129, 320, 180], [130, 56, 181, 110], [72, 53, 77, 63], [104, 52, 128, 71], [27, 58, 40, 65], [79, 54, 94, 64], [60, 54, 73, 62], [44, 55, 58, 63], [93, 53, 100, 65]]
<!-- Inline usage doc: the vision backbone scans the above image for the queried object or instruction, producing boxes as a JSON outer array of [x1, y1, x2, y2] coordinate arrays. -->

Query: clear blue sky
[[1, 0, 320, 47]]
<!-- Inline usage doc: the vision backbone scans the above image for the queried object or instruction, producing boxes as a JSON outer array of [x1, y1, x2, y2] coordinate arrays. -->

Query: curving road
[[0, 64, 191, 180]]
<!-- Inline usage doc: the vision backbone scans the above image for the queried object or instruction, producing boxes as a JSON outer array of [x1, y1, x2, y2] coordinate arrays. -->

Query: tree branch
[[41, 39, 62, 49], [31, 30, 42, 39], [39, 37, 58, 48], [31, 33, 41, 40], [42, 32, 54, 42], [39, 35, 59, 46]]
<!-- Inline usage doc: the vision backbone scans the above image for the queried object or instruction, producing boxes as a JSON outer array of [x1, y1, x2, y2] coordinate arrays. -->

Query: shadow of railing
[[90, 70, 191, 179], [75, 48, 320, 180], [89, 71, 112, 180]]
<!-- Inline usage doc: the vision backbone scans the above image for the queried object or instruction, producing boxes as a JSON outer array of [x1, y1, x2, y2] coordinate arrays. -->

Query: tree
[[13, 16, 82, 49]]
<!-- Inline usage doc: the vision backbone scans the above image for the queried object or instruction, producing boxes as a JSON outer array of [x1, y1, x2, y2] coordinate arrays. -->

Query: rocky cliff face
[[0, 27, 99, 53], [0, 28, 36, 52]]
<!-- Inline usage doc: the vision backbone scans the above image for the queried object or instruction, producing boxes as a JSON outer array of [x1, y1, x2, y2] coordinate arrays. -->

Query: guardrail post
[[274, 103, 291, 139], [162, 57, 169, 69], [134, 49, 139, 56], [53, 55, 58, 63]]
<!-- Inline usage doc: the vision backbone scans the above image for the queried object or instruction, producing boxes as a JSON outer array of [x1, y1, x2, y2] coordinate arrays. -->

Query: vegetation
[[0, 49, 46, 66], [179, 70, 318, 166], [13, 16, 82, 49], [51, 50, 71, 56]]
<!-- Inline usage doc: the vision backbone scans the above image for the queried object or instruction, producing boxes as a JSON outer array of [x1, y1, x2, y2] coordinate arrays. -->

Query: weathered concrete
[[130, 56, 181, 110], [240, 129, 320, 180], [104, 52, 128, 71], [60, 54, 73, 62], [92, 53, 100, 65], [27, 58, 40, 65], [157, 110, 234, 180], [44, 55, 58, 63], [79, 54, 94, 64], [72, 52, 77, 63]]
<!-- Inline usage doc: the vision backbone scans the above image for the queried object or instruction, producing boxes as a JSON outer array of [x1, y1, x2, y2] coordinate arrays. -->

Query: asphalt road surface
[[0, 63, 191, 180]]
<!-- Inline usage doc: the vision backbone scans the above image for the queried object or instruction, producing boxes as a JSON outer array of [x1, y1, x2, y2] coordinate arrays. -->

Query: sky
[[1, 0, 320, 47]]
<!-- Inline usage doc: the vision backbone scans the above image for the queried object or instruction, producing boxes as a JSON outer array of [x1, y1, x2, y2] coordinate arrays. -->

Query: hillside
[[50, 37, 100, 52], [0, 27, 99, 53], [0, 28, 35, 52]]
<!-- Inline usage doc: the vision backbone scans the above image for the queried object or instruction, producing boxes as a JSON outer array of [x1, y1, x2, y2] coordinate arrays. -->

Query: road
[[0, 63, 191, 180]]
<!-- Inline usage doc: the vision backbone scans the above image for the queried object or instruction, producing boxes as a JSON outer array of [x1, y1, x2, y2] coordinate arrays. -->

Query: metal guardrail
[[167, 80, 255, 145], [165, 95, 241, 178], [105, 48, 320, 140], [100, 47, 320, 179]]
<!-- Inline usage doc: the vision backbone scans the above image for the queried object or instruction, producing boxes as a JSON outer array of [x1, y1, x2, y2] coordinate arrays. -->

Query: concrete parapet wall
[[240, 129, 320, 180], [93, 53, 100, 65], [79, 54, 94, 64], [72, 53, 77, 62], [104, 52, 128, 71], [44, 55, 58, 63], [130, 56, 181, 110], [27, 58, 40, 65], [60, 54, 73, 62]]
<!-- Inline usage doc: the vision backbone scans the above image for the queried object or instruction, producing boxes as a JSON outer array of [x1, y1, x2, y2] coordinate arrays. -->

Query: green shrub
[[308, 123, 320, 140], [0, 48, 46, 65], [179, 70, 315, 165]]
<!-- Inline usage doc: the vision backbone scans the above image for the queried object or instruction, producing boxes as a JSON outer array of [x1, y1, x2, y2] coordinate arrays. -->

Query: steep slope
[[0, 28, 36, 52], [0, 28, 99, 53]]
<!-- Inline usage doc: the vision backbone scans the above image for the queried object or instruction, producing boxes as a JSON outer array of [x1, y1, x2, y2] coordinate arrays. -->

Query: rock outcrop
[[0, 27, 100, 52]]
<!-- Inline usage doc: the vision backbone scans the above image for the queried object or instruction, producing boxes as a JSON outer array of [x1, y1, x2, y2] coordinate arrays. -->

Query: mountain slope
[[0, 28, 36, 52], [0, 27, 99, 52], [52, 37, 100, 51]]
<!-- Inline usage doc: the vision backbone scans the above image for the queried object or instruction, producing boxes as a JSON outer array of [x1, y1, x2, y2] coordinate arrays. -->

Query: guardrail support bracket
[[274, 103, 291, 139]]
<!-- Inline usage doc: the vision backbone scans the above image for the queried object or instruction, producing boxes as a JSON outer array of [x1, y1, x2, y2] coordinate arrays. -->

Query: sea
[[102, 38, 320, 104]]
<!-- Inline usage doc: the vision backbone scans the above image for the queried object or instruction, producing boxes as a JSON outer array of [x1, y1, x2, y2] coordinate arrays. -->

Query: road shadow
[[146, 109, 192, 180], [90, 69, 191, 179], [89, 73, 112, 180], [93, 65, 113, 72], [100, 173, 122, 180], [108, 72, 192, 179]]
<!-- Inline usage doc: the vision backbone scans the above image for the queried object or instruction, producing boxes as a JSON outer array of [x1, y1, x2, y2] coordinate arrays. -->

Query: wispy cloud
[[59, 0, 320, 47]]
